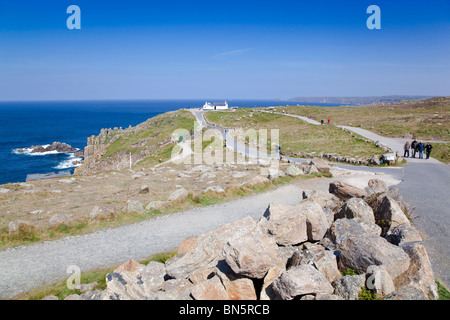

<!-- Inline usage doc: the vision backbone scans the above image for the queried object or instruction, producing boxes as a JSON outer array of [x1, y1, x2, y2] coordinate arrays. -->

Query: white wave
[[53, 155, 83, 169], [13, 145, 79, 156]]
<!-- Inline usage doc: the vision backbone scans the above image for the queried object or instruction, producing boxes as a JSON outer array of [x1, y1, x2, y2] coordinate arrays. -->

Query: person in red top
[[327, 119, 331, 125]]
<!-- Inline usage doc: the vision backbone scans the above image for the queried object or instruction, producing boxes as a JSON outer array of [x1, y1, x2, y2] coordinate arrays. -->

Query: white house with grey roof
[[203, 101, 228, 110]]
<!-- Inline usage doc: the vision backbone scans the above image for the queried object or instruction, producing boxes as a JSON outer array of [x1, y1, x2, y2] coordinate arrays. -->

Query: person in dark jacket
[[410, 139, 418, 158], [425, 143, 433, 159], [417, 140, 425, 159]]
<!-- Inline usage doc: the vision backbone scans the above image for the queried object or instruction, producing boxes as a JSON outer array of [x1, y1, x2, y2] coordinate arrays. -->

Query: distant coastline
[[283, 95, 435, 105]]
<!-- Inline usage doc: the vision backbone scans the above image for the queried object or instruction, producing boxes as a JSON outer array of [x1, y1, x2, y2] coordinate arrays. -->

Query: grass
[[13, 250, 177, 300], [428, 142, 450, 164], [103, 110, 196, 158], [0, 169, 321, 250], [272, 97, 450, 142], [437, 279, 450, 300], [204, 109, 384, 161]]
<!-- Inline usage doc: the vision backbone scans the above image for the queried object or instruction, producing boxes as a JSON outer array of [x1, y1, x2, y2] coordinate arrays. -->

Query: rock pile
[[52, 179, 438, 300]]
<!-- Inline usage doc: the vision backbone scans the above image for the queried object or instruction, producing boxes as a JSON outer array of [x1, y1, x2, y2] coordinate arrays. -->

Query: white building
[[203, 101, 228, 110]]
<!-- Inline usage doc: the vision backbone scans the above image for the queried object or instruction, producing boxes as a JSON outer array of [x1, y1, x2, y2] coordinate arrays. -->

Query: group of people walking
[[404, 139, 433, 159]]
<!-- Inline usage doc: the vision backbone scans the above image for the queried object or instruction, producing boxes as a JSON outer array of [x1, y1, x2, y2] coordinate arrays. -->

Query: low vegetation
[[273, 97, 450, 142], [13, 250, 177, 300], [204, 108, 384, 160]]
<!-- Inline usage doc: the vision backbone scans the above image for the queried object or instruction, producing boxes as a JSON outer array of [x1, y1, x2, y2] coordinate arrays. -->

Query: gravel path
[[0, 183, 304, 299]]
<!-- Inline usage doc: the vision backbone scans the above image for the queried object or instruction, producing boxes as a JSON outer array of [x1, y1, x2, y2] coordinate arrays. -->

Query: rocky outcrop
[[18, 142, 78, 154], [57, 179, 437, 300]]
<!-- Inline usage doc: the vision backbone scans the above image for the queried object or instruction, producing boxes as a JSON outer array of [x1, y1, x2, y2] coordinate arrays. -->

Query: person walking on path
[[417, 140, 425, 159], [404, 141, 410, 158], [411, 139, 418, 158], [328, 119, 331, 125], [425, 143, 433, 160]]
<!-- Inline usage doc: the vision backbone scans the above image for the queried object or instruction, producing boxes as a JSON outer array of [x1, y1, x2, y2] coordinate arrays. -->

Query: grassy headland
[[273, 97, 450, 142], [204, 108, 384, 160]]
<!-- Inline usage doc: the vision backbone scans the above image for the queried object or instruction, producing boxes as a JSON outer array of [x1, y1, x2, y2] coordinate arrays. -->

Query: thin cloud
[[210, 48, 253, 59]]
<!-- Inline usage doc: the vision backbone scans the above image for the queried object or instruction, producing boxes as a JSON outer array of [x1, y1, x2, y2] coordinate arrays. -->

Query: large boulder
[[301, 190, 343, 213], [48, 214, 73, 228], [165, 216, 257, 279], [149, 279, 194, 300], [385, 223, 422, 245], [375, 196, 411, 233], [310, 250, 342, 284], [190, 275, 229, 300], [168, 188, 190, 202], [90, 205, 116, 221], [332, 274, 366, 300], [214, 260, 257, 300], [285, 164, 303, 177], [395, 242, 439, 300], [384, 287, 427, 300], [263, 203, 308, 246], [103, 260, 166, 300], [335, 197, 375, 223], [223, 226, 282, 279], [365, 265, 395, 298], [121, 200, 144, 213], [297, 201, 329, 241], [329, 181, 367, 201], [270, 264, 334, 300], [367, 179, 388, 194], [332, 219, 411, 281], [310, 158, 331, 173]]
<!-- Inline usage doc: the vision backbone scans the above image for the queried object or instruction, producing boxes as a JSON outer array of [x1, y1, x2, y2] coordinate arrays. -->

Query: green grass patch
[[204, 109, 384, 160], [437, 279, 450, 300], [14, 250, 177, 300]]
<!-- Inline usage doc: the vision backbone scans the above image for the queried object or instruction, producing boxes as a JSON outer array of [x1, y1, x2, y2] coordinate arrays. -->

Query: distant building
[[203, 101, 228, 110]]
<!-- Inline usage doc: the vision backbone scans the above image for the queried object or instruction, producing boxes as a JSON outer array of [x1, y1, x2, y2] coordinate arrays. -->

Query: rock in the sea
[[270, 264, 334, 300]]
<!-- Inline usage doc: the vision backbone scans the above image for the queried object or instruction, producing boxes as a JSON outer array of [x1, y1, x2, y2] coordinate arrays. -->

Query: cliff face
[[75, 110, 196, 175]]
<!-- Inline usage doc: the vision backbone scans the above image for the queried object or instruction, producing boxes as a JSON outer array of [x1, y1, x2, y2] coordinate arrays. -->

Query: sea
[[0, 99, 340, 185]]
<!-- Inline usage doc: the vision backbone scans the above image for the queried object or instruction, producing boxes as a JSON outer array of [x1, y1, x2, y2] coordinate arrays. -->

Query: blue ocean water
[[0, 99, 339, 185]]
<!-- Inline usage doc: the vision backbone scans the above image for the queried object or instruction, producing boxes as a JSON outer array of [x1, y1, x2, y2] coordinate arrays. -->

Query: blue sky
[[0, 0, 449, 100]]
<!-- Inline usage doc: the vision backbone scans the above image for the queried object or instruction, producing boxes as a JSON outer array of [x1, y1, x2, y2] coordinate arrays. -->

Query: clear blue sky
[[0, 0, 449, 100]]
